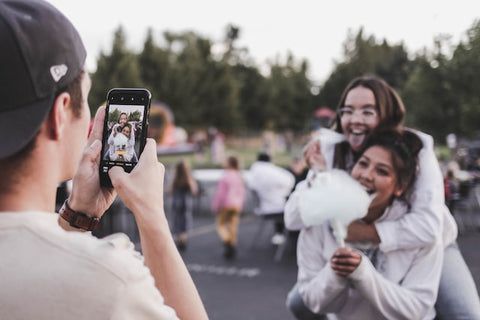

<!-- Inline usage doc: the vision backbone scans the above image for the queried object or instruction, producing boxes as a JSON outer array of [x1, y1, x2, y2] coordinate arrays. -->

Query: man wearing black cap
[[0, 0, 207, 319]]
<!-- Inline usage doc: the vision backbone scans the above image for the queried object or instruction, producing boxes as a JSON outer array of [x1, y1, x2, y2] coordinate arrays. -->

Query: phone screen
[[99, 88, 151, 187]]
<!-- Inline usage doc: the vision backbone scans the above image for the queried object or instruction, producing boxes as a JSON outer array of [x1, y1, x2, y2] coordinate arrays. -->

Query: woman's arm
[[188, 177, 198, 196], [284, 180, 310, 230]]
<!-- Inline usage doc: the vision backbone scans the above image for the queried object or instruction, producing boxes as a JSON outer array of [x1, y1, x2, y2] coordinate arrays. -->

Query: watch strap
[[59, 200, 100, 231]]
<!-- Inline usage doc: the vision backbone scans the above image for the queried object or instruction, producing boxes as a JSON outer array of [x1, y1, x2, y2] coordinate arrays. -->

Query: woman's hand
[[303, 139, 326, 172], [330, 247, 362, 277]]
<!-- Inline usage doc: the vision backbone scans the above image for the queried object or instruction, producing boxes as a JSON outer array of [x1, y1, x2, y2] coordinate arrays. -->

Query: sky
[[48, 0, 480, 85]]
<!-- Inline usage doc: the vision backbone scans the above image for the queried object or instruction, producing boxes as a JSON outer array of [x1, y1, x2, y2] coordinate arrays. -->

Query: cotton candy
[[299, 169, 372, 246], [114, 133, 128, 151]]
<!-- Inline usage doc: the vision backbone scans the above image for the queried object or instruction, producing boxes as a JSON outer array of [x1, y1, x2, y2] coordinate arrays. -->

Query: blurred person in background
[[211, 155, 246, 259], [168, 160, 198, 251], [249, 152, 295, 245]]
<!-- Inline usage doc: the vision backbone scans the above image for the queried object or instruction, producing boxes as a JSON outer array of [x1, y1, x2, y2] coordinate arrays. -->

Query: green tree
[[402, 35, 458, 139], [266, 55, 314, 131], [89, 26, 144, 113], [129, 110, 142, 121], [108, 108, 121, 123], [138, 29, 171, 103], [448, 20, 480, 137]]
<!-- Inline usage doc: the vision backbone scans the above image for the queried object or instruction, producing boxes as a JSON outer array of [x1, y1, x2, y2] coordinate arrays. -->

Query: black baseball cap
[[0, 0, 86, 159]]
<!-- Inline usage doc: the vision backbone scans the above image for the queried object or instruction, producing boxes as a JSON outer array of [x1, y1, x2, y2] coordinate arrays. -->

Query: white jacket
[[247, 161, 295, 215], [296, 200, 443, 319], [284, 129, 457, 250]]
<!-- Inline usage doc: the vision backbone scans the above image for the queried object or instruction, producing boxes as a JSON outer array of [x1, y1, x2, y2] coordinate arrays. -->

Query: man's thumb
[[108, 166, 127, 187]]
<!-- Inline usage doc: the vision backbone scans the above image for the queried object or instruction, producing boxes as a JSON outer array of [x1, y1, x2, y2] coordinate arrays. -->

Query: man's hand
[[109, 139, 165, 223], [303, 139, 326, 172], [68, 107, 116, 218], [330, 247, 362, 277]]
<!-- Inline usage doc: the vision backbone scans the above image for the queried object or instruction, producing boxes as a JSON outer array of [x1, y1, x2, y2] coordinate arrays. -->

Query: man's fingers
[[108, 166, 127, 187], [88, 106, 106, 144], [85, 139, 101, 160]]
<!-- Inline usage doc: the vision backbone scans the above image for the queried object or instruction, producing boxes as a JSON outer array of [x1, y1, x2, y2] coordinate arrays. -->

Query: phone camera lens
[[120, 97, 124, 101], [131, 97, 134, 101]]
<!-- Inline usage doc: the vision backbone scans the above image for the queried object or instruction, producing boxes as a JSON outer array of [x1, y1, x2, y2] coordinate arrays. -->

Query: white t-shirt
[[0, 211, 178, 320]]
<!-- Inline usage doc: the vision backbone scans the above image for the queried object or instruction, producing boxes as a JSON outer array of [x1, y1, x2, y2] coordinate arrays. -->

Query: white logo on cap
[[50, 64, 68, 82]]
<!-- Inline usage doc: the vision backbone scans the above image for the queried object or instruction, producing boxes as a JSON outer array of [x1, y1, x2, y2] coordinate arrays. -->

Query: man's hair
[[0, 71, 85, 165], [257, 152, 271, 162]]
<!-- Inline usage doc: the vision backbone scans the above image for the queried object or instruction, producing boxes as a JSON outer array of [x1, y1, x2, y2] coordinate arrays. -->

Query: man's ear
[[45, 92, 71, 140]]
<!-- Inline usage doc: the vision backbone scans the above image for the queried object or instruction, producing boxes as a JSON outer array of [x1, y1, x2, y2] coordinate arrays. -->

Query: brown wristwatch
[[59, 199, 100, 231]]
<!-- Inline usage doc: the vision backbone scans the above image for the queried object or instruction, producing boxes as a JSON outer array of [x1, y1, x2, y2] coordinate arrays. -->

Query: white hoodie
[[296, 199, 442, 319]]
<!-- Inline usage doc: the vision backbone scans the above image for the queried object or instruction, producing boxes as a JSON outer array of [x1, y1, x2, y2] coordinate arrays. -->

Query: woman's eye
[[357, 160, 368, 167], [362, 109, 377, 117], [339, 108, 353, 116], [376, 168, 389, 176]]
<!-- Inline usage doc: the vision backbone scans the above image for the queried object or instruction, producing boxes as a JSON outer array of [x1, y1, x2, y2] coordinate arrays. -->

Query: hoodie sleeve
[[296, 226, 350, 314], [376, 131, 457, 252]]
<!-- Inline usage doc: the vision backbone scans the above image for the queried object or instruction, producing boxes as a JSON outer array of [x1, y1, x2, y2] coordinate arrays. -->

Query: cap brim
[[0, 94, 54, 159]]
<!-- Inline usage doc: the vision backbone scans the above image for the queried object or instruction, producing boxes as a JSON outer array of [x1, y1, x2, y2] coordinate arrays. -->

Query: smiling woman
[[351, 131, 422, 223]]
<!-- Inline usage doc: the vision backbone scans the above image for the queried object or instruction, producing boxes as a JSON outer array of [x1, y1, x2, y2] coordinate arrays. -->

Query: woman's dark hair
[[361, 130, 423, 202], [122, 123, 132, 136], [227, 155, 239, 170], [334, 75, 405, 134], [172, 161, 191, 189]]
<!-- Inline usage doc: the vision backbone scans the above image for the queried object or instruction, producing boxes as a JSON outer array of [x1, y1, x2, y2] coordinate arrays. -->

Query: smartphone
[[99, 88, 151, 187]]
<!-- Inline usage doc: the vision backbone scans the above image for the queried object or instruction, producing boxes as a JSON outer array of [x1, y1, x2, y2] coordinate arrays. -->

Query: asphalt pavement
[[177, 214, 298, 320]]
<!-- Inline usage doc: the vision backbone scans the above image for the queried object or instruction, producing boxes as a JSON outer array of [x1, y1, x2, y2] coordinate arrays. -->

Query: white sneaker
[[271, 233, 286, 245]]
